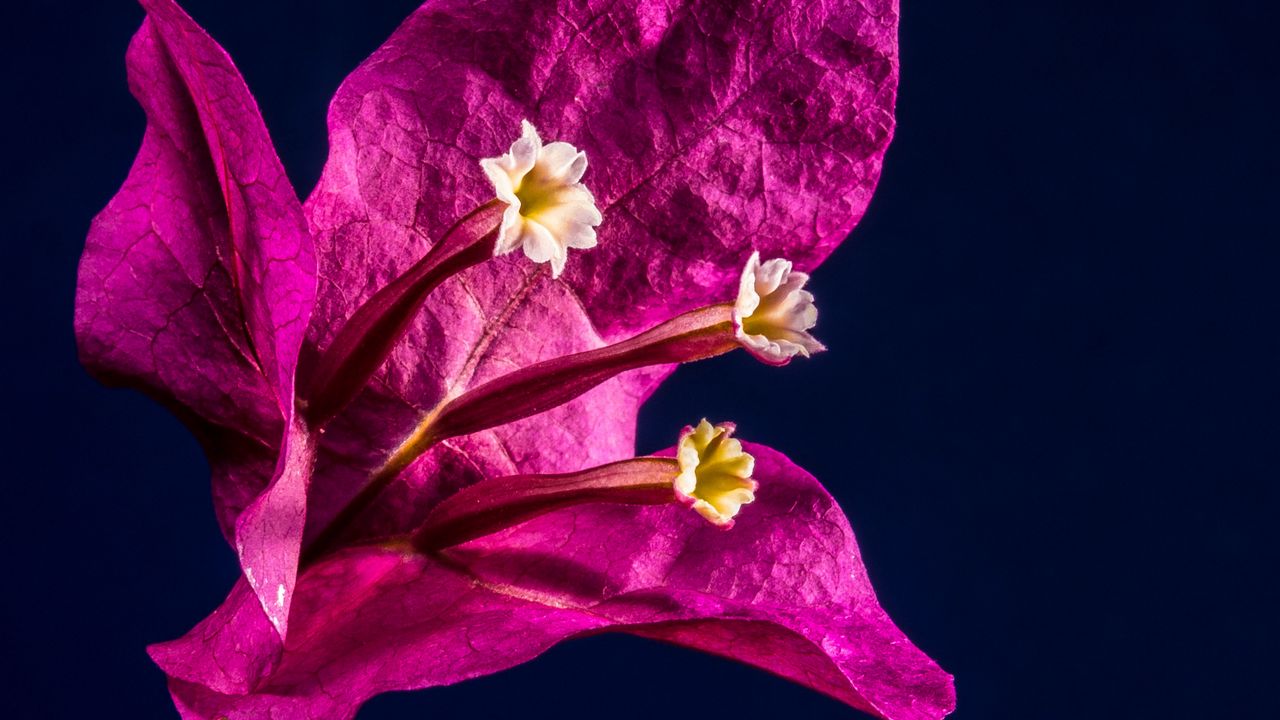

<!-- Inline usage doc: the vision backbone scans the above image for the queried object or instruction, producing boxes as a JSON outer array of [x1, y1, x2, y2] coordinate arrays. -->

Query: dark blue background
[[3, 1, 1275, 718]]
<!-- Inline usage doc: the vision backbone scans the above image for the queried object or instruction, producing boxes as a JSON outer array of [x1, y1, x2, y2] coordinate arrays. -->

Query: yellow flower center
[[480, 120, 602, 278], [675, 419, 757, 527], [513, 164, 563, 221]]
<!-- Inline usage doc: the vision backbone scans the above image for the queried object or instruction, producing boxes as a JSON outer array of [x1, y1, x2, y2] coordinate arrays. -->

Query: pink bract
[[163, 446, 952, 720], [75, 0, 951, 718]]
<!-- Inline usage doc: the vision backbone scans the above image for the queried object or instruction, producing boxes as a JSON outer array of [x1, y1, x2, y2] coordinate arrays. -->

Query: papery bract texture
[[307, 0, 899, 341], [74, 0, 317, 635], [76, 0, 948, 716], [162, 446, 954, 720], [296, 0, 899, 568]]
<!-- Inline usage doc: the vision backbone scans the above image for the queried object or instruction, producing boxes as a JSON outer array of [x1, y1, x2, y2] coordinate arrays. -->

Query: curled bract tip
[[480, 120, 602, 278], [733, 251, 827, 365], [675, 419, 758, 527]]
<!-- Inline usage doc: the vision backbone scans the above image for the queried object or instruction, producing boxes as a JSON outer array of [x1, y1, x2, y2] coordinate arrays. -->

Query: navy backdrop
[[2, 1, 1275, 718]]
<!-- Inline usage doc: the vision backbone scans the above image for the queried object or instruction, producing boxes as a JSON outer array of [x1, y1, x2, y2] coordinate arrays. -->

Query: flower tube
[[403, 252, 825, 461], [414, 420, 754, 550]]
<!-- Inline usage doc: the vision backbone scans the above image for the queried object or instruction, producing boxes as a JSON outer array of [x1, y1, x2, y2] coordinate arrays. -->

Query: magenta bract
[[161, 446, 953, 720], [75, 0, 952, 718], [74, 0, 318, 636]]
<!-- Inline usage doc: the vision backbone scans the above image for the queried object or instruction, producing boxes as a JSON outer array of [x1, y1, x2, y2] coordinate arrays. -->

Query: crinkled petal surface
[[295, 0, 898, 557], [73, 0, 317, 634], [158, 445, 953, 720], [84, 0, 914, 706], [307, 0, 898, 339]]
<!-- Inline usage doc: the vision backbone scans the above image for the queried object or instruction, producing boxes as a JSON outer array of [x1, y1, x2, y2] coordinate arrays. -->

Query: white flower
[[480, 120, 602, 278], [733, 251, 826, 365], [674, 419, 757, 528]]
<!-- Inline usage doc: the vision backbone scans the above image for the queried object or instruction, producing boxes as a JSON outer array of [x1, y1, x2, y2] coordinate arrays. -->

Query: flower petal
[[540, 141, 589, 184], [307, 0, 896, 340], [452, 442, 953, 719], [148, 579, 282, 695], [157, 445, 952, 719], [74, 0, 318, 636]]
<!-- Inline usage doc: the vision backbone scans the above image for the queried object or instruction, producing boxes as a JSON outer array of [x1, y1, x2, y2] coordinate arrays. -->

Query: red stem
[[302, 201, 504, 426], [412, 457, 678, 551]]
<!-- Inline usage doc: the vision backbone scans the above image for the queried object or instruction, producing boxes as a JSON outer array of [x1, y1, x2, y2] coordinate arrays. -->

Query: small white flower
[[674, 419, 757, 528], [733, 251, 827, 365], [480, 120, 602, 278]]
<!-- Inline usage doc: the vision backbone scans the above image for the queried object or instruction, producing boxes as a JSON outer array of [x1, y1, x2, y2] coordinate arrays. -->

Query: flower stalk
[[302, 200, 506, 426], [413, 457, 679, 550], [408, 303, 738, 448], [413, 420, 756, 550]]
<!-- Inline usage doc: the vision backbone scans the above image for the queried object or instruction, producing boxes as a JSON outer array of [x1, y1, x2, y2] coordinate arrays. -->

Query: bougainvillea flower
[[483, 120, 602, 277], [75, 0, 953, 718], [736, 251, 827, 364]]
